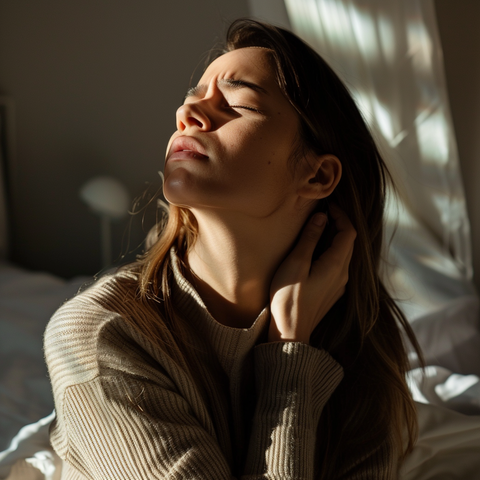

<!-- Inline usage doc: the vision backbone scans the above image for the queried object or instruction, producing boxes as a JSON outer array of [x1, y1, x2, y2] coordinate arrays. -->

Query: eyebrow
[[183, 78, 268, 101]]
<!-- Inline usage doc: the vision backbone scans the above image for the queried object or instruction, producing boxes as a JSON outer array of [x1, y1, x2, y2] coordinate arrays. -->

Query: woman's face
[[164, 47, 305, 218]]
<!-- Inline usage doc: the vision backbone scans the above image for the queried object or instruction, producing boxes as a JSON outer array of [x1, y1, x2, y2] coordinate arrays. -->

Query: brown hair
[[135, 18, 424, 476]]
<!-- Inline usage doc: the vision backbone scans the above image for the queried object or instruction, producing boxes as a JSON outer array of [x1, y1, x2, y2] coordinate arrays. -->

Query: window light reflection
[[349, 4, 380, 62], [406, 18, 433, 72], [377, 15, 396, 63], [415, 109, 449, 165], [317, 0, 354, 50], [373, 98, 394, 143]]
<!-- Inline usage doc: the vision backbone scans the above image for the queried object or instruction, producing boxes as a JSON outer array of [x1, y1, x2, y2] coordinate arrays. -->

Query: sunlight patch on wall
[[290, 0, 322, 41], [384, 189, 416, 229], [377, 15, 396, 64], [415, 108, 449, 165], [316, 0, 353, 49], [349, 3, 380, 62], [373, 98, 395, 144], [350, 88, 374, 123], [406, 16, 433, 73]]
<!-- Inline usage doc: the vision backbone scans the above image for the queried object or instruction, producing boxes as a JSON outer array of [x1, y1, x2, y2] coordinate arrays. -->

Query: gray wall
[[0, 0, 250, 277], [435, 0, 480, 292], [247, 0, 290, 29]]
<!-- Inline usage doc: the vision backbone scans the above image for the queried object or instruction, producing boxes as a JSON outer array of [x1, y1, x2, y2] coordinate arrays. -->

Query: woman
[[45, 19, 422, 479]]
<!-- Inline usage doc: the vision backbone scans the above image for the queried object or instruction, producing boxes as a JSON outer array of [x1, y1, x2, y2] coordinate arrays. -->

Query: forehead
[[200, 48, 276, 86]]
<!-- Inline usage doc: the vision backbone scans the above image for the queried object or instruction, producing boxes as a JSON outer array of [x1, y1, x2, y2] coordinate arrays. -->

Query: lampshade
[[80, 176, 129, 219]]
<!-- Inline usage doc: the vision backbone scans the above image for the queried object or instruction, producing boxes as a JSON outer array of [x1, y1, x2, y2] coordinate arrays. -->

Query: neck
[[185, 208, 309, 329]]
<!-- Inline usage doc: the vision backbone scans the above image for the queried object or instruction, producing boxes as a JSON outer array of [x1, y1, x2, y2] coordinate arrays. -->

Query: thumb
[[292, 213, 328, 262]]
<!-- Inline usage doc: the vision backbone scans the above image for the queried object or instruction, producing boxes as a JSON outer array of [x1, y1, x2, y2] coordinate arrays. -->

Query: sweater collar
[[169, 247, 270, 368]]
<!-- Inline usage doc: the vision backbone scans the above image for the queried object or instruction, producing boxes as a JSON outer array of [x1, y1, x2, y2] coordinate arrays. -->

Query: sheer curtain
[[284, 0, 480, 375]]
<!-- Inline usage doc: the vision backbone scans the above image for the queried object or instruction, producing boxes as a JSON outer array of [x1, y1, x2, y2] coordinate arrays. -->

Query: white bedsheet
[[0, 262, 89, 452], [0, 412, 59, 480], [401, 403, 480, 479]]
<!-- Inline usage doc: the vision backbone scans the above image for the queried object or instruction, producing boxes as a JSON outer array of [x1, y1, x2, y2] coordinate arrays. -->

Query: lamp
[[80, 176, 130, 268]]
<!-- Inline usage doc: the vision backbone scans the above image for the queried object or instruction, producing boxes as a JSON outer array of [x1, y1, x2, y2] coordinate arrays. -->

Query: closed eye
[[229, 105, 261, 113]]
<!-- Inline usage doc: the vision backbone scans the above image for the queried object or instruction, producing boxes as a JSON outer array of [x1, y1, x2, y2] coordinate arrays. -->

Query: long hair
[[135, 19, 424, 476]]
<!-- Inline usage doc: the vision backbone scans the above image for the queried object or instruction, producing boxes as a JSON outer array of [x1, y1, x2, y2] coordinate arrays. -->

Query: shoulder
[[44, 267, 173, 388], [44, 267, 138, 345]]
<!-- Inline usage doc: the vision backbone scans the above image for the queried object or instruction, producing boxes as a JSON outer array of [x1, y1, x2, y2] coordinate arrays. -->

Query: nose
[[176, 102, 212, 132]]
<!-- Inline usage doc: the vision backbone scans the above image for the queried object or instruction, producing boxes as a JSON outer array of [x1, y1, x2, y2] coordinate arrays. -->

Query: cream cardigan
[[44, 249, 395, 479]]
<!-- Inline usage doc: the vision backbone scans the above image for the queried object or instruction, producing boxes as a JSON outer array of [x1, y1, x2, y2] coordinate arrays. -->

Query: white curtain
[[284, 0, 480, 376]]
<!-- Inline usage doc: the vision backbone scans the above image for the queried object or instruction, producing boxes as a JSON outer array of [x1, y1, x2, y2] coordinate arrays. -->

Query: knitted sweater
[[44, 248, 396, 479]]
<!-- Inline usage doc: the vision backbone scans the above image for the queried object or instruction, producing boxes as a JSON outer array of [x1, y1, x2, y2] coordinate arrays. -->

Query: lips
[[167, 136, 209, 163]]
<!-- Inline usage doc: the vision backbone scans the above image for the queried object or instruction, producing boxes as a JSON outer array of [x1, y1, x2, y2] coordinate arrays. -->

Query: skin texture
[[163, 48, 355, 342]]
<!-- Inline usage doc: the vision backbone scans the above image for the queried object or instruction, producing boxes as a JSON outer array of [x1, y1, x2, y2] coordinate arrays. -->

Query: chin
[[164, 171, 194, 203], [163, 189, 191, 209], [163, 179, 202, 210], [163, 171, 225, 211]]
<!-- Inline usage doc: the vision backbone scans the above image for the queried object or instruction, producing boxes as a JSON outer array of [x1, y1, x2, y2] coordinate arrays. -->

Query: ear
[[296, 154, 342, 199]]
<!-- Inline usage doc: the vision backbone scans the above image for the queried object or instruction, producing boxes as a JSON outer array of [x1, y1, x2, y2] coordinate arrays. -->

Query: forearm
[[243, 342, 344, 479]]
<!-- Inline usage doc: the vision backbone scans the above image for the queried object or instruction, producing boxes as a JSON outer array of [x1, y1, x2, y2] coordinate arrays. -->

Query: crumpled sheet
[[0, 412, 60, 480], [401, 403, 480, 479]]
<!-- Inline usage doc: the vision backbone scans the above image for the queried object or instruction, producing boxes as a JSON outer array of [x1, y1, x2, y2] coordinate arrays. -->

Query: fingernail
[[312, 213, 327, 226]]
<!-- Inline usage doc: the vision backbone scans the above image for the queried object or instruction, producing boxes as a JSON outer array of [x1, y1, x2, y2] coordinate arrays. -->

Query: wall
[[247, 0, 290, 28], [435, 0, 480, 292], [0, 0, 250, 277]]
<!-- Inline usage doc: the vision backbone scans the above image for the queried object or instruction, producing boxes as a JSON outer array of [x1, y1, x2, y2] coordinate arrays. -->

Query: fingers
[[290, 213, 328, 265], [269, 205, 357, 341], [327, 204, 357, 259], [310, 204, 356, 280]]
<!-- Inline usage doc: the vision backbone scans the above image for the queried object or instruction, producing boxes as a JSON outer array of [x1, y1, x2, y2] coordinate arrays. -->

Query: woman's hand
[[269, 205, 356, 344]]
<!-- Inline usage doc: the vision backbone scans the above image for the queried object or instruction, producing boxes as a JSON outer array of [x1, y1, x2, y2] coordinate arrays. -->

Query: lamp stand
[[100, 215, 112, 268]]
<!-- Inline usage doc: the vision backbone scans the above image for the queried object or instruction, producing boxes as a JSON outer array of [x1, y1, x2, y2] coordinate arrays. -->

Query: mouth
[[167, 136, 209, 163]]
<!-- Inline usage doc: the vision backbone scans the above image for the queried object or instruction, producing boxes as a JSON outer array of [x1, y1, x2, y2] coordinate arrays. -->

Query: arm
[[50, 343, 342, 480], [267, 205, 398, 479], [58, 375, 234, 479], [248, 205, 353, 477], [46, 304, 343, 480], [245, 342, 343, 479]]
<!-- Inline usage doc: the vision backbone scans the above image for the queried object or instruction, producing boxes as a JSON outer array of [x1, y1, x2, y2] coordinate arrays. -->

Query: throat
[[184, 267, 268, 329]]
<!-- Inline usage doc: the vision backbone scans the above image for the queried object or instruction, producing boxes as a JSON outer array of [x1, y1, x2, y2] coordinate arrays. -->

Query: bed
[[1, 92, 480, 478]]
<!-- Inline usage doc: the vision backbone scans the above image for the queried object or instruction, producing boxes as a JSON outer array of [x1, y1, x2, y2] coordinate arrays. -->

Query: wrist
[[267, 331, 310, 345]]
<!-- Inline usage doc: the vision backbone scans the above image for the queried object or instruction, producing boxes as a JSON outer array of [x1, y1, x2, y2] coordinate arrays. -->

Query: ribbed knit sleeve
[[45, 265, 394, 480], [45, 301, 233, 480], [45, 303, 344, 479], [244, 342, 343, 479]]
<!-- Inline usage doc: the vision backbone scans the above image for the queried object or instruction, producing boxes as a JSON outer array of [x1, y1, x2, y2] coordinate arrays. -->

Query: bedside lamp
[[80, 176, 130, 268]]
